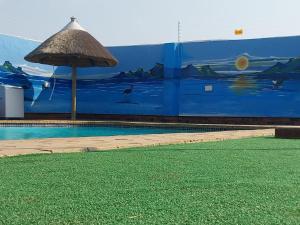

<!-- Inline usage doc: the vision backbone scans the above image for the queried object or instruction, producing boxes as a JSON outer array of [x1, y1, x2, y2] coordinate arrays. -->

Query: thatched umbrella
[[25, 17, 118, 120]]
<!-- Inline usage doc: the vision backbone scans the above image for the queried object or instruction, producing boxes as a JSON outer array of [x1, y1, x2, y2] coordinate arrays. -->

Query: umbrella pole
[[71, 65, 77, 120]]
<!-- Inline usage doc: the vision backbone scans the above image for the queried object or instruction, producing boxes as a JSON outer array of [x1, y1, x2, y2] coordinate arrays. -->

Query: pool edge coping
[[0, 119, 295, 129]]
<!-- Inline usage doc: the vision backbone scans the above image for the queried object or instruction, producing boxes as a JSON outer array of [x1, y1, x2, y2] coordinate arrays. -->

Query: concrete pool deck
[[0, 128, 275, 157]]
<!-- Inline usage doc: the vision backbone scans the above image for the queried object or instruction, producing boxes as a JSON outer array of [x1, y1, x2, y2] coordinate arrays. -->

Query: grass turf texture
[[0, 137, 300, 225]]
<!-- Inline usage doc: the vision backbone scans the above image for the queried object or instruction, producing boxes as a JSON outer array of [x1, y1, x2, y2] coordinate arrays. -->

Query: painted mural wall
[[180, 37, 300, 117], [0, 33, 300, 117]]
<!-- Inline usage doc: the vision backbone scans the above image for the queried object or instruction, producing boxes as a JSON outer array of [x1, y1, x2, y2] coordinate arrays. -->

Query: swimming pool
[[0, 125, 230, 140]]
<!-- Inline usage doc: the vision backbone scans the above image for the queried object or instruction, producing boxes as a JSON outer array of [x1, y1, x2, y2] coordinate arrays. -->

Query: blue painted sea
[[15, 74, 300, 117]]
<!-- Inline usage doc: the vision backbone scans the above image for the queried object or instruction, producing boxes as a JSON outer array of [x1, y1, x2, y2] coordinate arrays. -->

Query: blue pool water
[[0, 126, 216, 140]]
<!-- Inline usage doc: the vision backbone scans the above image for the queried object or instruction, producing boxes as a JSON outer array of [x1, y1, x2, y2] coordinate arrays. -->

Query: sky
[[0, 0, 299, 46]]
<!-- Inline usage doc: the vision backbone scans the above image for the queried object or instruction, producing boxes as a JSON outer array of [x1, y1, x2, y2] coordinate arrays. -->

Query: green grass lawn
[[0, 137, 300, 225]]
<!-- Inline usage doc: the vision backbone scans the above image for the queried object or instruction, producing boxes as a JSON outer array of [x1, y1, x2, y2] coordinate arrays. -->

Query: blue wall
[[179, 37, 300, 117], [0, 34, 300, 117]]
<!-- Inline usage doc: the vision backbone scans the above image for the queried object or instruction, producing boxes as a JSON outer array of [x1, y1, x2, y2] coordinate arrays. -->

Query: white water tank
[[0, 85, 24, 118]]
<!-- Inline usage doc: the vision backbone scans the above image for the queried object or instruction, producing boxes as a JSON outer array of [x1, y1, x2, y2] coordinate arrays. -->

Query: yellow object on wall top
[[235, 29, 244, 35]]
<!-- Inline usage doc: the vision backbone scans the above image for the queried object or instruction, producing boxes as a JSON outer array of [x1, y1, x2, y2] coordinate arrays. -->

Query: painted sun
[[235, 56, 249, 71]]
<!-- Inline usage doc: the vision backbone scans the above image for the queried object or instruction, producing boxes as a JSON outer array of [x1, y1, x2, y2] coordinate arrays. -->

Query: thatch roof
[[24, 18, 118, 67]]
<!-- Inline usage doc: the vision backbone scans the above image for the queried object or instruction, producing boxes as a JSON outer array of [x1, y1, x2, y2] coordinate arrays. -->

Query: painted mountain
[[181, 64, 219, 78], [110, 63, 221, 81], [0, 61, 25, 74], [262, 58, 300, 74], [111, 63, 164, 81], [253, 57, 300, 80], [0, 61, 34, 101]]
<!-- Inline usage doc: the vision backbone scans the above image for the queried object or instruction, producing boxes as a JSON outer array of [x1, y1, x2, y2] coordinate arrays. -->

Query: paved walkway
[[0, 129, 274, 157]]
